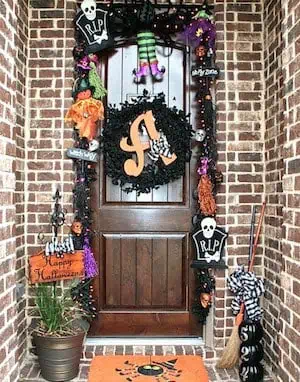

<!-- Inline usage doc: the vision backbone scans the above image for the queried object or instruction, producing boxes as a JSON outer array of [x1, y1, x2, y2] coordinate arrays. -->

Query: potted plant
[[32, 282, 90, 382]]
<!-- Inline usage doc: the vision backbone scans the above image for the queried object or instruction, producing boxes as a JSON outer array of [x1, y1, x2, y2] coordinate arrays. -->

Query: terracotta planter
[[33, 331, 85, 382]]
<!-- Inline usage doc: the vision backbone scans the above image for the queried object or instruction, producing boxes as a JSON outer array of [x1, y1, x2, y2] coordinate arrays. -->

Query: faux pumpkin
[[238, 320, 264, 345], [239, 362, 263, 382], [240, 343, 263, 365]]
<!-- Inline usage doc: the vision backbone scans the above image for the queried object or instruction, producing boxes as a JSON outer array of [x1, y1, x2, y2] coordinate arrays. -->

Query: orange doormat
[[88, 355, 209, 382]]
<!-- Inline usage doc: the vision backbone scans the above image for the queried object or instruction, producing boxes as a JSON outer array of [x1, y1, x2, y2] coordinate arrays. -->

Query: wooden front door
[[90, 44, 201, 336]]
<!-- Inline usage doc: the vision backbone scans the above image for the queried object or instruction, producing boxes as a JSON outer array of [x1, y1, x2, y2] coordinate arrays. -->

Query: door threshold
[[85, 337, 204, 346]]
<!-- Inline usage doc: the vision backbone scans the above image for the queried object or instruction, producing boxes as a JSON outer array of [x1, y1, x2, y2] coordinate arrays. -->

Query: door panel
[[91, 43, 201, 336], [103, 234, 186, 309]]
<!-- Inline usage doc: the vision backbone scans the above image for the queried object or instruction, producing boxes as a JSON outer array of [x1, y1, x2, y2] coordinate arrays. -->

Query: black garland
[[73, 136, 97, 230], [103, 92, 193, 194], [71, 278, 97, 320], [192, 269, 215, 324], [74, 1, 213, 53]]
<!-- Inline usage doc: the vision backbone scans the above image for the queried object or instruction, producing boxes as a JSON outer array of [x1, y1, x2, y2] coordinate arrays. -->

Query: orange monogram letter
[[120, 111, 177, 177]]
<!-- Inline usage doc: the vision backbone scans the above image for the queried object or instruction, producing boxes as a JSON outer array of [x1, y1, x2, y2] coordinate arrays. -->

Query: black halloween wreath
[[103, 92, 192, 194]]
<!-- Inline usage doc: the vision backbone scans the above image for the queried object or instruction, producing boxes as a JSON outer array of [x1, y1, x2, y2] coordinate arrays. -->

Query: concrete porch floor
[[19, 345, 275, 382]]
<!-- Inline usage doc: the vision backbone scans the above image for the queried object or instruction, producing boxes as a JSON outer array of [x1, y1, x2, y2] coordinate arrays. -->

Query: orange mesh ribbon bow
[[198, 174, 217, 216]]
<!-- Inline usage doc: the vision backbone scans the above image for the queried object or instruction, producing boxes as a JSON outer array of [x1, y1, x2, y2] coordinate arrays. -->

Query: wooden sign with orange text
[[29, 251, 84, 284]]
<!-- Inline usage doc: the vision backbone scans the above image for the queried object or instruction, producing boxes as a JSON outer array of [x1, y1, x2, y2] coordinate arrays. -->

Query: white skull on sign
[[194, 129, 206, 142], [201, 217, 216, 239], [89, 139, 99, 152], [81, 0, 97, 21]]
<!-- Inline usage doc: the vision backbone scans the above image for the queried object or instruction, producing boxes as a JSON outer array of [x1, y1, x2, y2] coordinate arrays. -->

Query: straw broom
[[216, 202, 266, 369]]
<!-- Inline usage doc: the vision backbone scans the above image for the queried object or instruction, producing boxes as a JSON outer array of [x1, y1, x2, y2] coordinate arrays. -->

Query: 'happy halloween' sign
[[29, 251, 84, 283]]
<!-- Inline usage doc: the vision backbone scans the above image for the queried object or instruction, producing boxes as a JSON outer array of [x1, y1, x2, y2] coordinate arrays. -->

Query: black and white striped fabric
[[228, 265, 264, 321], [148, 132, 173, 162]]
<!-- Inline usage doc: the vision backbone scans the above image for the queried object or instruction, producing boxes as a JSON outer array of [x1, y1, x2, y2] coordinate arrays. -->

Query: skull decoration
[[200, 292, 211, 309], [71, 220, 83, 236], [194, 128, 206, 142], [89, 139, 99, 152], [81, 0, 97, 21], [195, 45, 207, 58], [201, 217, 216, 239]]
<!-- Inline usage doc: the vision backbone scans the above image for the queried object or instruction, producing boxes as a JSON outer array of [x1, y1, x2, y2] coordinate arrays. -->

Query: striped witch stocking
[[133, 30, 165, 83]]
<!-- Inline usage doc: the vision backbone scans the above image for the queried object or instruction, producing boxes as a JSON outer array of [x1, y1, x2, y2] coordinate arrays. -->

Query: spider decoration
[[115, 359, 182, 381]]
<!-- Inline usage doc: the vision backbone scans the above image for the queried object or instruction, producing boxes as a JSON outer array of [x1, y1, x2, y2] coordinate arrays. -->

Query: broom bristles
[[216, 325, 241, 369]]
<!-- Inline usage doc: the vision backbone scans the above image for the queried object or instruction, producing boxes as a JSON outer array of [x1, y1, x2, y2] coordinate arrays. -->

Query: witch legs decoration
[[133, 31, 165, 83]]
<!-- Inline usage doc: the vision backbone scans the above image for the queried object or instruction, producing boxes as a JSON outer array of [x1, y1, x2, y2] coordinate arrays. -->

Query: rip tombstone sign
[[29, 251, 85, 283], [191, 217, 228, 269]]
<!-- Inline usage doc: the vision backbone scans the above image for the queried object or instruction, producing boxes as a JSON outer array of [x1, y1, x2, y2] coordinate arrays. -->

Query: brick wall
[[214, 0, 264, 352], [263, 0, 284, 375], [0, 0, 28, 380], [278, 0, 300, 380], [27, 0, 75, 256], [16, 0, 29, 367]]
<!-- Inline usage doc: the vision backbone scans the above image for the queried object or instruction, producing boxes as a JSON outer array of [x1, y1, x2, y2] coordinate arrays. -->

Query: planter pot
[[33, 331, 85, 382]]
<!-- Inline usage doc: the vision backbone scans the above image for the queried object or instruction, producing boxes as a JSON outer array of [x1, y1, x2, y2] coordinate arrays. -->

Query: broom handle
[[248, 206, 256, 265], [248, 201, 266, 273], [236, 201, 266, 323]]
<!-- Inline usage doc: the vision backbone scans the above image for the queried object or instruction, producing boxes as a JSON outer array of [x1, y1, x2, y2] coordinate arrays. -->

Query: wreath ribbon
[[148, 132, 173, 162], [228, 265, 264, 321]]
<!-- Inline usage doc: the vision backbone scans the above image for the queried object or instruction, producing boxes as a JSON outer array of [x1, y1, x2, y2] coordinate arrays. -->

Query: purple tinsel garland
[[83, 235, 98, 278]]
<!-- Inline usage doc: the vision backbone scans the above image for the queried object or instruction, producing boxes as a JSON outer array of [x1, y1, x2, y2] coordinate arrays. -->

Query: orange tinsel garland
[[198, 175, 217, 216], [65, 98, 104, 141]]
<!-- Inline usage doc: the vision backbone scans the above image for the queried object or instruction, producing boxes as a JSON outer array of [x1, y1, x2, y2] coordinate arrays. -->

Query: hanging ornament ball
[[240, 343, 264, 365], [194, 128, 207, 142], [238, 321, 264, 345], [239, 362, 264, 382]]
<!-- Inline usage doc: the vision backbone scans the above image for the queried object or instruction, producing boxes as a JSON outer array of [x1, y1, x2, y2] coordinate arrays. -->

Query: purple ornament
[[197, 157, 209, 175], [180, 19, 216, 51], [83, 235, 98, 278]]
